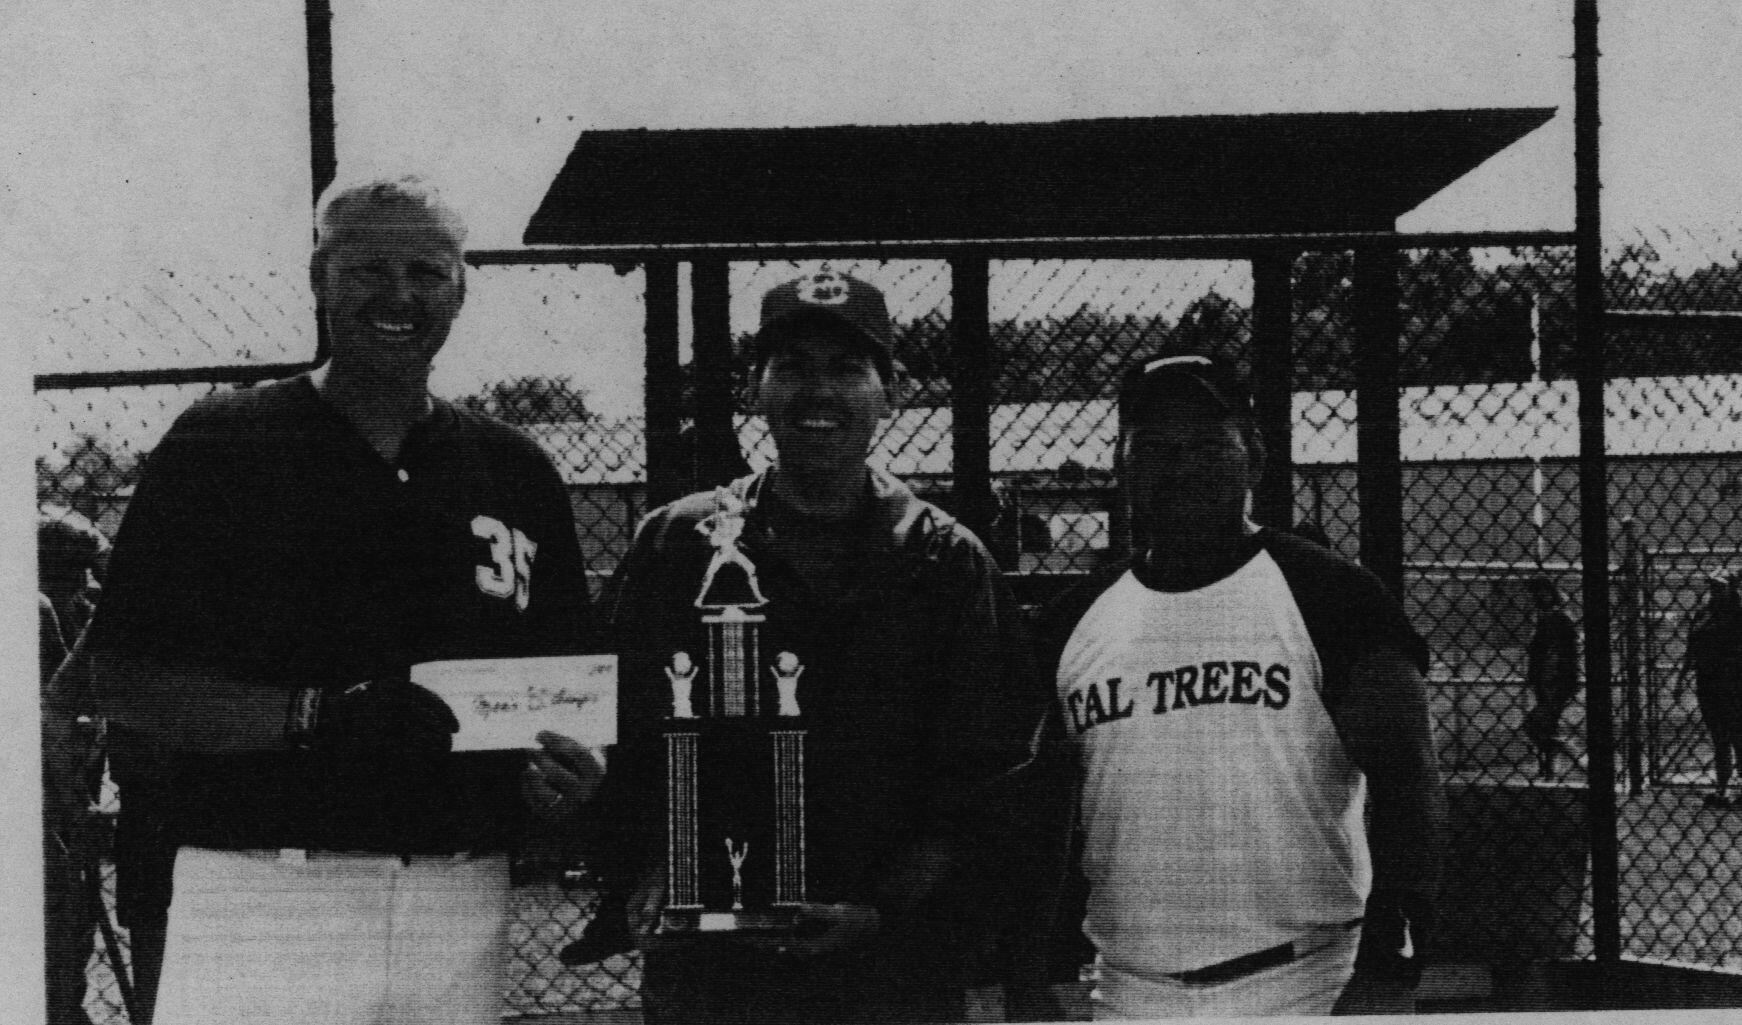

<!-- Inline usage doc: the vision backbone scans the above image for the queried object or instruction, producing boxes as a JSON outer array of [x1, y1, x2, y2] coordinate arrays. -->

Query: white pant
[[1091, 925, 1360, 1019], [153, 847, 510, 1025]]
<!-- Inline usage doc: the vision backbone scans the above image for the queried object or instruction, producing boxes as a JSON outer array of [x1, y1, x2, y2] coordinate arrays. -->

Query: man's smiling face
[[313, 201, 465, 384], [752, 327, 892, 478]]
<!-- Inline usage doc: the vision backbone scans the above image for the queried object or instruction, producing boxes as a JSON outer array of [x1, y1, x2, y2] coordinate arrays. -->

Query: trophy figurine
[[726, 839, 749, 910], [772, 652, 803, 717], [660, 490, 807, 934], [666, 652, 697, 719]]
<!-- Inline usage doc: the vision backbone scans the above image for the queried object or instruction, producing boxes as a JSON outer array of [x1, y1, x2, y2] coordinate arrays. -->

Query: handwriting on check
[[473, 687, 601, 719]]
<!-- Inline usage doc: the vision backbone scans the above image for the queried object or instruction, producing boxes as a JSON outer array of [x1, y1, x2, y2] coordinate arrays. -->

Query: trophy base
[[658, 906, 802, 935]]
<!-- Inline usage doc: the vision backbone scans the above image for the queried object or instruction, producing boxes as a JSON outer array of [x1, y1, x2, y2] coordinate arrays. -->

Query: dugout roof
[[524, 107, 1556, 247]]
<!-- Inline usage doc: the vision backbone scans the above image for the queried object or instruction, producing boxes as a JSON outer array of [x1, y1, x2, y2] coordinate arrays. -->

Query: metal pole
[[1530, 293, 1548, 566], [1641, 550, 1660, 786], [1251, 252, 1295, 532], [306, 0, 337, 365], [1620, 517, 1643, 792], [644, 261, 685, 509], [691, 260, 744, 488], [1575, 0, 1622, 962], [1353, 246, 1405, 598], [305, 1, 337, 215], [949, 257, 995, 543]]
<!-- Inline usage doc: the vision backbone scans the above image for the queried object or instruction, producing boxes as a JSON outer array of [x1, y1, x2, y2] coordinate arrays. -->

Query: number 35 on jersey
[[472, 514, 537, 611]]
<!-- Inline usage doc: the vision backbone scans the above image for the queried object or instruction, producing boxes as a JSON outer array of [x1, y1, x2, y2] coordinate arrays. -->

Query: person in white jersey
[[1035, 353, 1445, 1017]]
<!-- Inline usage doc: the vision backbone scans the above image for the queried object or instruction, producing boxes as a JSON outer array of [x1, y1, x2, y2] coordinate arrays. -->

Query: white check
[[411, 654, 617, 751]]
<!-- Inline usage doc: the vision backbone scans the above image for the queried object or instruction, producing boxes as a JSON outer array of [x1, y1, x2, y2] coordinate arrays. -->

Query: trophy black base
[[658, 905, 802, 935]]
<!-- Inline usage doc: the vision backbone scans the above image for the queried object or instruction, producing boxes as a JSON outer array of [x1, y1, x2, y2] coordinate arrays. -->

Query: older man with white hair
[[82, 173, 601, 1025]]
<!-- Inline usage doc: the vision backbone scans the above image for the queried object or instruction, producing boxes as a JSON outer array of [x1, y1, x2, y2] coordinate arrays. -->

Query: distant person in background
[[1521, 577, 1581, 779], [1685, 571, 1742, 809], [42, 512, 174, 1025], [39, 508, 110, 1025], [986, 483, 1052, 571], [39, 507, 108, 653]]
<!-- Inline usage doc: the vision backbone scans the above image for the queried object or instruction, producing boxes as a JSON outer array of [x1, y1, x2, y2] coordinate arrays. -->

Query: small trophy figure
[[666, 652, 697, 719], [725, 839, 749, 910], [695, 494, 768, 608], [772, 652, 804, 717]]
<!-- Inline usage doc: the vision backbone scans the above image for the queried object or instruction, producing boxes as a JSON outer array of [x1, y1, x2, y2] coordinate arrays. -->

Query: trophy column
[[773, 729, 806, 905], [665, 731, 701, 911], [660, 491, 809, 934]]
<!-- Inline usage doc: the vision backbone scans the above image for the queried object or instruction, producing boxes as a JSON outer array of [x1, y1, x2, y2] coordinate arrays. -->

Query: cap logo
[[795, 271, 851, 307]]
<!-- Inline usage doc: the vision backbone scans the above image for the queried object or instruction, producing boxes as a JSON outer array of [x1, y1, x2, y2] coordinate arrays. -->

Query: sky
[[11, 0, 1742, 427], [6, 1, 1742, 1010]]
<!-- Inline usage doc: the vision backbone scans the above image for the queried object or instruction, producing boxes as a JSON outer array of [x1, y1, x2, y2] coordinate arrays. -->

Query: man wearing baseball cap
[[1033, 353, 1445, 1017], [588, 268, 1050, 1023]]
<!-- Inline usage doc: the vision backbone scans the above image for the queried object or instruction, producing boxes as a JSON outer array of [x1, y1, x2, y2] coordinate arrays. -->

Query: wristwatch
[[284, 687, 323, 748]]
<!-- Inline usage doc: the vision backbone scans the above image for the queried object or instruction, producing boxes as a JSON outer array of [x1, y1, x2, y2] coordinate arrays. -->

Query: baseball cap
[[755, 270, 894, 378], [1119, 353, 1253, 428]]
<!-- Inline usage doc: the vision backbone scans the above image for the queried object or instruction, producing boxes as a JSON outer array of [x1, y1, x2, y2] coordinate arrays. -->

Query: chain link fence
[[36, 229, 1742, 1022]]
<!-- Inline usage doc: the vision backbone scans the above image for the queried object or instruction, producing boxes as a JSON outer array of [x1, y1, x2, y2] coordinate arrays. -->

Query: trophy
[[659, 491, 807, 934]]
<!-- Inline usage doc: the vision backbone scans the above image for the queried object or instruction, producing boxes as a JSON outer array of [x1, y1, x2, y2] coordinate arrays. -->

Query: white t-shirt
[[1057, 542, 1377, 975]]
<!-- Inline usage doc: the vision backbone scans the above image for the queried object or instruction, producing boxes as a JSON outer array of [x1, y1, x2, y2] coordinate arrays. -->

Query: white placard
[[410, 654, 617, 751]]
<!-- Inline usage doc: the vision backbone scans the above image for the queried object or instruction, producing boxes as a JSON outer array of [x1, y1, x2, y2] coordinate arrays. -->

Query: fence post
[[1251, 250, 1295, 532], [1574, 0, 1622, 963], [1353, 245, 1404, 598], [950, 256, 995, 543], [305, 0, 336, 365], [305, 0, 336, 217], [691, 260, 746, 488], [645, 260, 685, 509], [1619, 517, 1643, 792], [1640, 549, 1659, 786]]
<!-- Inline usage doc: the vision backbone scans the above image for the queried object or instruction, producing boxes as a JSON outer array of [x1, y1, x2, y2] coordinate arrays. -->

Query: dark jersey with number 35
[[93, 374, 593, 852]]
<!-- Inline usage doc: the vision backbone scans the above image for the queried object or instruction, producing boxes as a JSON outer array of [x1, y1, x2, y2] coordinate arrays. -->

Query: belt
[[1168, 920, 1361, 986], [274, 848, 477, 866], [180, 848, 479, 868]]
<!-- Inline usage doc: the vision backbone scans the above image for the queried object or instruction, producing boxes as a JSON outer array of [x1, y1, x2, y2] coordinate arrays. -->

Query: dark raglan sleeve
[[1263, 532, 1428, 688], [1266, 532, 1444, 971]]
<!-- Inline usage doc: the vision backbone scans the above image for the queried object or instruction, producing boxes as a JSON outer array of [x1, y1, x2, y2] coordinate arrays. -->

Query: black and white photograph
[[10, 2, 1741, 1023]]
